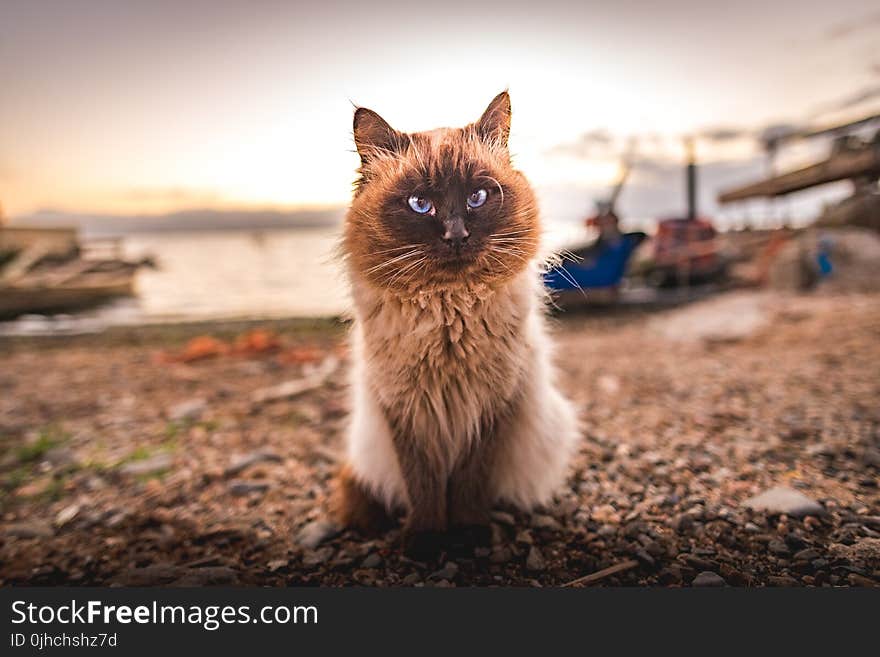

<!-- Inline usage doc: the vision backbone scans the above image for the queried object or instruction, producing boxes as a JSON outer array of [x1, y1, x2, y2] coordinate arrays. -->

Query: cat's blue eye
[[467, 188, 488, 209], [407, 195, 433, 215]]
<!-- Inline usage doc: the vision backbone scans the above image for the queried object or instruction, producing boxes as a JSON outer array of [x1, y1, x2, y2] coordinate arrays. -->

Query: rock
[[251, 357, 339, 404], [54, 504, 80, 527], [224, 450, 282, 477], [172, 567, 240, 586], [671, 513, 694, 533], [526, 546, 547, 571], [267, 559, 289, 572], [490, 510, 516, 526], [119, 453, 173, 477], [635, 549, 655, 567], [597, 524, 617, 538], [429, 561, 459, 581], [692, 571, 726, 587], [228, 480, 270, 496], [847, 573, 878, 587], [44, 447, 79, 468], [5, 520, 54, 539], [117, 565, 183, 586], [401, 573, 422, 586], [591, 504, 621, 524], [531, 514, 561, 531], [295, 519, 341, 549], [515, 530, 534, 545], [793, 548, 821, 561], [768, 539, 790, 556], [490, 546, 513, 564], [744, 522, 762, 533], [361, 553, 382, 569], [597, 374, 620, 395], [828, 538, 880, 563], [742, 487, 824, 517], [168, 398, 207, 423], [767, 575, 798, 587], [302, 547, 335, 567], [652, 292, 769, 343]]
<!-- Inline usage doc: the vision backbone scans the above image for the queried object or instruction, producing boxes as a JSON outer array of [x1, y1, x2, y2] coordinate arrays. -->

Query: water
[[0, 222, 593, 336], [125, 228, 350, 320], [1, 227, 351, 335]]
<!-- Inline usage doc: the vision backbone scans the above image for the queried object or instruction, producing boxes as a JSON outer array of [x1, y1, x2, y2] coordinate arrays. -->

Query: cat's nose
[[442, 216, 470, 249]]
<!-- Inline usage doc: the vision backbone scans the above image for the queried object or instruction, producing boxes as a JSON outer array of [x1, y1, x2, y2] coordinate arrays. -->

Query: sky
[[1, 0, 879, 229]]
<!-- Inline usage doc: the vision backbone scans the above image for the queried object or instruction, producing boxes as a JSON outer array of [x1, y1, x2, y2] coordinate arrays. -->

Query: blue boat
[[544, 232, 645, 292]]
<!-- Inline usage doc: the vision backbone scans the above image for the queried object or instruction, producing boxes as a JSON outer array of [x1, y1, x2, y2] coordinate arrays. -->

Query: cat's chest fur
[[353, 275, 533, 461]]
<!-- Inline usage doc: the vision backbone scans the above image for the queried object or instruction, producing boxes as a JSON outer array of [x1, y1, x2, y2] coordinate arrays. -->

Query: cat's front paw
[[447, 524, 492, 553], [401, 526, 446, 561]]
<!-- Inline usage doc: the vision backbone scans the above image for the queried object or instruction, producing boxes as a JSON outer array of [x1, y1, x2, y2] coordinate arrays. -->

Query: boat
[[544, 156, 646, 301], [0, 224, 149, 319]]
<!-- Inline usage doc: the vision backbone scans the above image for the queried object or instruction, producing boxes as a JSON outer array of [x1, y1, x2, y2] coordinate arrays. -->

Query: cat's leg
[[330, 463, 394, 535], [492, 382, 580, 510], [446, 422, 499, 548], [390, 427, 448, 559], [337, 380, 406, 533]]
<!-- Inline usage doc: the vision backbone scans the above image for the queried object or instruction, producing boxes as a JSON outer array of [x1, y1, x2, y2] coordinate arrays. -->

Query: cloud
[[119, 186, 223, 204], [810, 83, 880, 116], [547, 129, 618, 159], [825, 10, 880, 41]]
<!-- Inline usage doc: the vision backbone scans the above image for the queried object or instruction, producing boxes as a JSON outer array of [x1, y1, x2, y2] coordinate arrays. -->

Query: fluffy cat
[[334, 91, 580, 556]]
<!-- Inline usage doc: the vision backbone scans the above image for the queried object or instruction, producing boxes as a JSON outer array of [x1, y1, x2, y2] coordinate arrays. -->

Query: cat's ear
[[353, 107, 402, 164], [476, 91, 511, 148]]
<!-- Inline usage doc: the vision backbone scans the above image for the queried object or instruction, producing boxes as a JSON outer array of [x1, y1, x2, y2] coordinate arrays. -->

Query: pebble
[[119, 453, 173, 477], [295, 519, 341, 549], [172, 567, 240, 586], [847, 573, 878, 587], [302, 547, 334, 567], [228, 480, 270, 496], [490, 510, 516, 526], [224, 450, 282, 477], [526, 546, 547, 571], [531, 514, 561, 531], [5, 520, 54, 539], [793, 548, 821, 561], [515, 530, 534, 545], [768, 539, 790, 556], [361, 553, 383, 569], [401, 573, 422, 586], [54, 504, 80, 527], [429, 561, 459, 581], [692, 571, 726, 587], [168, 398, 207, 423], [767, 575, 798, 587], [742, 487, 824, 517], [490, 546, 513, 564], [267, 559, 289, 572]]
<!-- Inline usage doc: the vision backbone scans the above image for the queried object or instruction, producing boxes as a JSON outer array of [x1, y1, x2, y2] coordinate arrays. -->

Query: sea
[[0, 222, 602, 336]]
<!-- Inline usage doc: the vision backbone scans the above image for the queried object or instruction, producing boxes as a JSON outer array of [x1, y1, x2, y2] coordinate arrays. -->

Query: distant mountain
[[12, 207, 345, 237]]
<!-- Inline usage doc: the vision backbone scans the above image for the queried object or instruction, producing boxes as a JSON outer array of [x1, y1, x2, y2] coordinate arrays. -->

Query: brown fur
[[330, 464, 394, 535], [335, 92, 579, 557]]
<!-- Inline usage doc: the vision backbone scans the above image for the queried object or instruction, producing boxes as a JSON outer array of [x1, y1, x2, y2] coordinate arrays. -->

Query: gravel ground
[[1, 291, 878, 587]]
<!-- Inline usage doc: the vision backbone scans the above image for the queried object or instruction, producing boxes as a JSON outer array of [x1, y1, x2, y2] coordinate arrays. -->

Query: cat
[[333, 91, 580, 556]]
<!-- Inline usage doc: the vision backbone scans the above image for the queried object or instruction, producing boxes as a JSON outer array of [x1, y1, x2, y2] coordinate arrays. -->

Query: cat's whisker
[[386, 256, 427, 287], [558, 249, 584, 263], [553, 264, 588, 298], [370, 243, 422, 256], [489, 229, 534, 238], [364, 249, 422, 275]]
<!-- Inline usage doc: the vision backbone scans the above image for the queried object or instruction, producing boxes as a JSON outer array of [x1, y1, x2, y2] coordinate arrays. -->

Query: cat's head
[[344, 92, 540, 294]]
